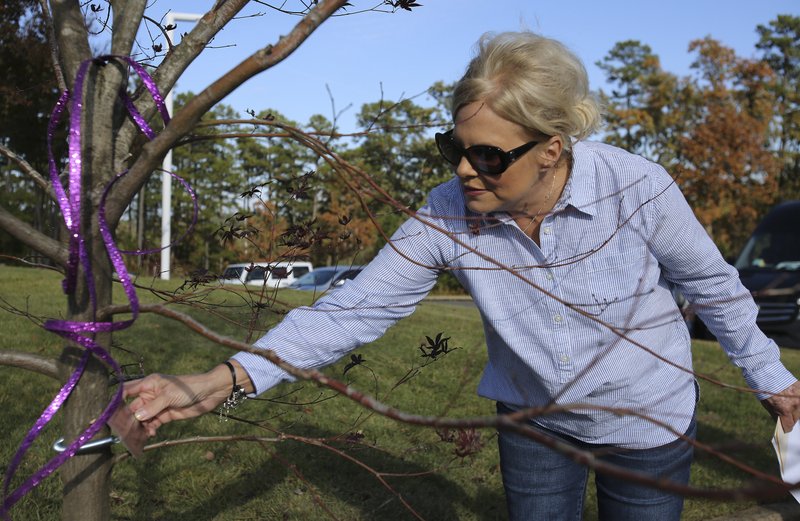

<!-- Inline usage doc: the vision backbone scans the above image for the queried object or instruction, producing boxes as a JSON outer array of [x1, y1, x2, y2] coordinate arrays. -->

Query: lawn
[[0, 264, 797, 520]]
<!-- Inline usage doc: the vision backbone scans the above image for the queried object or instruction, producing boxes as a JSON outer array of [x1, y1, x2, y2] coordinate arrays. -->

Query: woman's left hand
[[762, 380, 800, 433]]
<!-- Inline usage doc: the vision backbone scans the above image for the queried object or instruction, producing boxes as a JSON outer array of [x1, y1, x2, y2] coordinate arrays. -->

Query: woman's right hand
[[123, 361, 248, 437]]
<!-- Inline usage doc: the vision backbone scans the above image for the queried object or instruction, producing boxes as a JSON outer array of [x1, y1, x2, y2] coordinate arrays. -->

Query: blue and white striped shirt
[[234, 141, 796, 449]]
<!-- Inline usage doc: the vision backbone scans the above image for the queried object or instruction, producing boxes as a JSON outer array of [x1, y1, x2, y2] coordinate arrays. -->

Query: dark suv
[[733, 201, 800, 347], [683, 201, 800, 346]]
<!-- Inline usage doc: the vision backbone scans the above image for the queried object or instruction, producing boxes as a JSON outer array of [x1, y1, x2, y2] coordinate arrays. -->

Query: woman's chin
[[465, 199, 504, 215], [465, 201, 487, 214]]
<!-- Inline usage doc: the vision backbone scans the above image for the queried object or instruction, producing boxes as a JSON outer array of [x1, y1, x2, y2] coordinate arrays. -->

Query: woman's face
[[452, 101, 556, 216]]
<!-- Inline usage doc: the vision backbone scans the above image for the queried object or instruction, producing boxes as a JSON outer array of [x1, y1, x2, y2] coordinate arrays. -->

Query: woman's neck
[[512, 156, 572, 241]]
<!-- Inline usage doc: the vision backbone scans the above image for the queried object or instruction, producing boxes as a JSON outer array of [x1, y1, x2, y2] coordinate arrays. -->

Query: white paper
[[771, 419, 800, 503]]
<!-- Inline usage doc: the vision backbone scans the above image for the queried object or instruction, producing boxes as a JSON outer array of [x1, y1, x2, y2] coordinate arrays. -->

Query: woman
[[125, 31, 800, 520]]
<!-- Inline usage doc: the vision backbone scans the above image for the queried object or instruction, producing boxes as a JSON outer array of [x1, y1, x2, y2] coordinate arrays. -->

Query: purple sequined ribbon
[[2, 55, 196, 516]]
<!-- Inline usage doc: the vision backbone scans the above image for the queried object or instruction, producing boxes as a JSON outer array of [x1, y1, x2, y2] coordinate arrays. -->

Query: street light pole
[[160, 11, 203, 280]]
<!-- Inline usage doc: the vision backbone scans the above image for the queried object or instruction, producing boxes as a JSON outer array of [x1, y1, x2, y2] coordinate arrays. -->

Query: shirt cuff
[[743, 361, 798, 401], [231, 349, 295, 396]]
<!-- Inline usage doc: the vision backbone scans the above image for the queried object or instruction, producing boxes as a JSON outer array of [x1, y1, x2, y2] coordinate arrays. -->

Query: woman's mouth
[[463, 186, 488, 197]]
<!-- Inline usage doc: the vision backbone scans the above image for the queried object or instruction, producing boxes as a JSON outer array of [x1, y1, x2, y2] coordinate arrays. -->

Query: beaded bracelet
[[219, 360, 247, 421]]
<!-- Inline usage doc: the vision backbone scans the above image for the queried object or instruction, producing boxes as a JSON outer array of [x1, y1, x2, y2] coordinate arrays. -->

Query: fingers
[[123, 374, 170, 423], [781, 414, 796, 433], [128, 392, 168, 422], [763, 381, 800, 431], [122, 378, 144, 400], [123, 373, 164, 401], [118, 377, 164, 439], [141, 417, 163, 438], [121, 371, 221, 434]]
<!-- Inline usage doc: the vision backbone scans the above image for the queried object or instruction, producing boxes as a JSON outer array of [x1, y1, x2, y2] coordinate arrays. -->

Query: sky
[[130, 1, 798, 130]]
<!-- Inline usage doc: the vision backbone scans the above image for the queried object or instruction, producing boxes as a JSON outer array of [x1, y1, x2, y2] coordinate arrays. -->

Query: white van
[[221, 261, 314, 289]]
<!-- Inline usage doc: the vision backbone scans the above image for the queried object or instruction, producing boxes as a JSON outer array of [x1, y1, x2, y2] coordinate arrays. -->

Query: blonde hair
[[452, 31, 602, 148]]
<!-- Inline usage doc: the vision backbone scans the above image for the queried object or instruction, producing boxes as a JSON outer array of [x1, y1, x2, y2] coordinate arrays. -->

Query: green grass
[[0, 264, 797, 520]]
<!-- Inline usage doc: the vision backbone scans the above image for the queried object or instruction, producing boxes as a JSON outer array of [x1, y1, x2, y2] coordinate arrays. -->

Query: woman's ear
[[540, 135, 564, 166]]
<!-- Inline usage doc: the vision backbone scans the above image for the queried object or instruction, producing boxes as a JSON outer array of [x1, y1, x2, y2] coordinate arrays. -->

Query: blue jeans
[[496, 403, 696, 521]]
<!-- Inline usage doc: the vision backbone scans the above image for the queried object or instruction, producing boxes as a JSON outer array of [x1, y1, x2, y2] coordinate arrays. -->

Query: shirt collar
[[558, 141, 597, 217]]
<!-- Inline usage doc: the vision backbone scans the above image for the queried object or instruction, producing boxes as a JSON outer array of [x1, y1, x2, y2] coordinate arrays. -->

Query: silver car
[[288, 265, 363, 292]]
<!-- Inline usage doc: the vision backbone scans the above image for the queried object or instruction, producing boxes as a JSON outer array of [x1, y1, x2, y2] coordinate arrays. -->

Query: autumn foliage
[[598, 28, 798, 258]]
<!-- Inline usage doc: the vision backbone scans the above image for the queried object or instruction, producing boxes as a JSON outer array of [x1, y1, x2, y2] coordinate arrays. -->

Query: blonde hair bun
[[453, 31, 603, 146]]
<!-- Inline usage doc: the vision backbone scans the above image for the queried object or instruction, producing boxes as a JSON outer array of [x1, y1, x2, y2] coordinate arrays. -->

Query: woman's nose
[[454, 156, 477, 179]]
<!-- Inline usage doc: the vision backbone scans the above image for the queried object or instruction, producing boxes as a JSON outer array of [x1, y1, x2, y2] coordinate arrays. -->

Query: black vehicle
[[679, 201, 800, 347], [733, 201, 800, 347]]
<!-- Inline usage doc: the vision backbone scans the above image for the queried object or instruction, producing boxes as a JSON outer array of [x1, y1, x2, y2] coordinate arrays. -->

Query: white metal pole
[[160, 12, 203, 280]]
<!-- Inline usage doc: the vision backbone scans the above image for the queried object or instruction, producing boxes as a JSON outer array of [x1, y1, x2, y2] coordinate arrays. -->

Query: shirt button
[[542, 226, 552, 235], [545, 272, 554, 281], [553, 314, 563, 323], [559, 354, 570, 363]]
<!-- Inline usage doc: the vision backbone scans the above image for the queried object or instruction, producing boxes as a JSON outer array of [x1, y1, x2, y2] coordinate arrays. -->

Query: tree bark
[[0, 350, 59, 379], [0, 203, 69, 266], [58, 344, 113, 521]]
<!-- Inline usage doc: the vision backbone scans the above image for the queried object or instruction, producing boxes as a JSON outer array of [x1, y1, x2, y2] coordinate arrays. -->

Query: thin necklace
[[521, 167, 558, 235]]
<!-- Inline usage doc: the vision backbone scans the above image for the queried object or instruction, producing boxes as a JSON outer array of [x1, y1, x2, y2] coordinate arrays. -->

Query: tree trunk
[[58, 347, 112, 521], [57, 271, 114, 518], [55, 56, 125, 521]]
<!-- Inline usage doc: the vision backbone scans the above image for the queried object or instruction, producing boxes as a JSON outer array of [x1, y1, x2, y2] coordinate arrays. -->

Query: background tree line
[[597, 14, 800, 257], [2, 5, 798, 272]]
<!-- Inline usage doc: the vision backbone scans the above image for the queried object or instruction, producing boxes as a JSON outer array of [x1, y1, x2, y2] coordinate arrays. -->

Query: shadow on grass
[[124, 424, 505, 521], [132, 450, 290, 520], [693, 418, 782, 495]]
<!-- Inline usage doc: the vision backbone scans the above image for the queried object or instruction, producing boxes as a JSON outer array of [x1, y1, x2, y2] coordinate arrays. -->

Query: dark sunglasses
[[435, 129, 540, 176]]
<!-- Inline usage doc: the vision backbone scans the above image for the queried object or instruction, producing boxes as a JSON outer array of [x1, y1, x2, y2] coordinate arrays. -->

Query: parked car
[[220, 261, 313, 289], [734, 201, 800, 347], [681, 201, 800, 347], [287, 265, 364, 292]]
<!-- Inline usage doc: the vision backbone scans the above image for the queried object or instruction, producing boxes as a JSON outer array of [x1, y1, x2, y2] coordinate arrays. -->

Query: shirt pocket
[[579, 246, 650, 325]]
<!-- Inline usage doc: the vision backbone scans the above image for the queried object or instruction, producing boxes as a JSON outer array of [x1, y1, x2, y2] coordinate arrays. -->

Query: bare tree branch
[[110, 0, 147, 58], [151, 1, 249, 87], [38, 0, 67, 91], [106, 0, 349, 228], [0, 350, 60, 380], [113, 434, 282, 463], [111, 0, 250, 180], [49, 0, 93, 85], [0, 204, 68, 266], [0, 143, 55, 200]]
